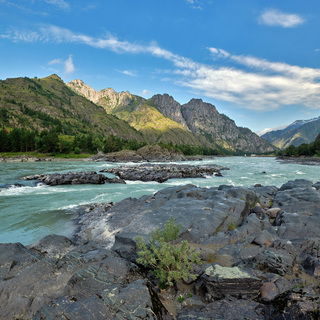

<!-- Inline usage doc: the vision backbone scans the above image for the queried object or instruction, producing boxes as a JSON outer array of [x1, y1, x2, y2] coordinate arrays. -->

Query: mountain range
[[0, 74, 275, 154], [67, 79, 274, 154], [261, 116, 320, 149]]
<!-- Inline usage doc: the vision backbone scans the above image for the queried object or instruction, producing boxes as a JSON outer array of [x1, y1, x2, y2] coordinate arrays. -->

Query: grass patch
[[227, 221, 237, 231]]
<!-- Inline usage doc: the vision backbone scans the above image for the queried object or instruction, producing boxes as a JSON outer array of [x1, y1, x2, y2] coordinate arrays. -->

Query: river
[[0, 156, 319, 245]]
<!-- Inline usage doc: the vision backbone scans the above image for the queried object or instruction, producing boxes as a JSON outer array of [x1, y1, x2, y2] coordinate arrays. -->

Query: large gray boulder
[[200, 264, 262, 300], [73, 184, 258, 246]]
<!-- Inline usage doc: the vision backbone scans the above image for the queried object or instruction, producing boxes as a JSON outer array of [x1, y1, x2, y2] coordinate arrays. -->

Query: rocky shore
[[0, 145, 195, 163], [0, 154, 91, 162], [0, 155, 55, 162], [1, 178, 320, 319], [277, 156, 320, 166]]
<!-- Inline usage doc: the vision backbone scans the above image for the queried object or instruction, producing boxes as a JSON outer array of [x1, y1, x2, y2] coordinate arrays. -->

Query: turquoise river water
[[0, 157, 319, 245]]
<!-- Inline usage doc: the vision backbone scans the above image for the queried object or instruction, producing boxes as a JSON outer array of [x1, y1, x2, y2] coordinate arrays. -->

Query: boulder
[[263, 289, 320, 320], [178, 298, 265, 320], [28, 234, 75, 259], [200, 264, 262, 300], [279, 179, 315, 191], [273, 185, 320, 215], [21, 171, 125, 185], [259, 282, 279, 302], [241, 249, 294, 276], [73, 184, 258, 246], [111, 232, 149, 263]]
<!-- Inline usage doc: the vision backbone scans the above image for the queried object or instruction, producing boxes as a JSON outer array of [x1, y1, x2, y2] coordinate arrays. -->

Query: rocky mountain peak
[[99, 88, 133, 111], [67, 80, 133, 113], [183, 98, 217, 112], [67, 79, 100, 103], [149, 94, 189, 130]]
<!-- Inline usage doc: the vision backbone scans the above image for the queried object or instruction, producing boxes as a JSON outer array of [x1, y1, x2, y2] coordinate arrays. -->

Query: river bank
[[277, 156, 320, 166], [1, 178, 320, 319], [0, 154, 91, 162]]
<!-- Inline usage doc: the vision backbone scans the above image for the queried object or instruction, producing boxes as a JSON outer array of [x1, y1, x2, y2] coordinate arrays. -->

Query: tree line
[[0, 126, 226, 156], [277, 133, 320, 157], [0, 128, 146, 154]]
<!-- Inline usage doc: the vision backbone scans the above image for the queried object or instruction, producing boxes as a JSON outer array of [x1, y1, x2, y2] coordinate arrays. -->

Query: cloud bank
[[3, 24, 320, 111]]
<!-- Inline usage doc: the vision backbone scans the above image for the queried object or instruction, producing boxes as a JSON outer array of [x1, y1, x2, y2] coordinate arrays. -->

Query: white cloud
[[48, 58, 62, 65], [209, 47, 230, 59], [64, 55, 75, 74], [186, 0, 203, 10], [142, 89, 153, 96], [4, 24, 320, 111], [200, 48, 320, 109], [258, 9, 305, 28], [0, 0, 48, 15], [48, 54, 75, 75], [117, 70, 137, 77], [43, 0, 70, 11], [0, 29, 44, 42]]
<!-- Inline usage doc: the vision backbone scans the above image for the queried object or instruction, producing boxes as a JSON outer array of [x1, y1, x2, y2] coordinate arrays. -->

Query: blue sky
[[1, 0, 320, 134]]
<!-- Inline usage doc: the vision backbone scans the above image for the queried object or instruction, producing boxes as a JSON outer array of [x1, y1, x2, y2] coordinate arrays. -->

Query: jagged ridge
[[68, 80, 275, 154]]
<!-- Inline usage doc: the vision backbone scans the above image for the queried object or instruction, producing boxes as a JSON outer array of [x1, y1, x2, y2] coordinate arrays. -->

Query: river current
[[0, 157, 319, 245]]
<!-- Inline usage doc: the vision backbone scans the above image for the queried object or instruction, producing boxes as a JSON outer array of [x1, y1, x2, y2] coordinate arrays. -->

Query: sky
[[0, 0, 320, 134]]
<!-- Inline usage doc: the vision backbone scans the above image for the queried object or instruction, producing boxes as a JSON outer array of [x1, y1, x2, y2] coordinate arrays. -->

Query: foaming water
[[0, 157, 319, 245]]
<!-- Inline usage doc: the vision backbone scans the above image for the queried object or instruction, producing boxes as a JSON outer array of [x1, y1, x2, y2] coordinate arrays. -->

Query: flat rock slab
[[177, 298, 265, 320], [101, 163, 229, 183], [201, 265, 262, 300], [0, 236, 155, 320], [21, 171, 125, 185], [73, 184, 258, 246]]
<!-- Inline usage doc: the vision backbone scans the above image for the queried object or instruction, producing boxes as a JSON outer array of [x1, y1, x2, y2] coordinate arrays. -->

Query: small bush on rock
[[135, 217, 201, 287]]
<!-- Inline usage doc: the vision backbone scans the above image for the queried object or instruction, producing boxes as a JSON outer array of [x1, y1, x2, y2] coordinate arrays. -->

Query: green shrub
[[74, 147, 81, 154], [135, 217, 201, 287]]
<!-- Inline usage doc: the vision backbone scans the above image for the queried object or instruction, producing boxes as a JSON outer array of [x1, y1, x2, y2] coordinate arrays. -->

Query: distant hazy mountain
[[261, 116, 320, 149]]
